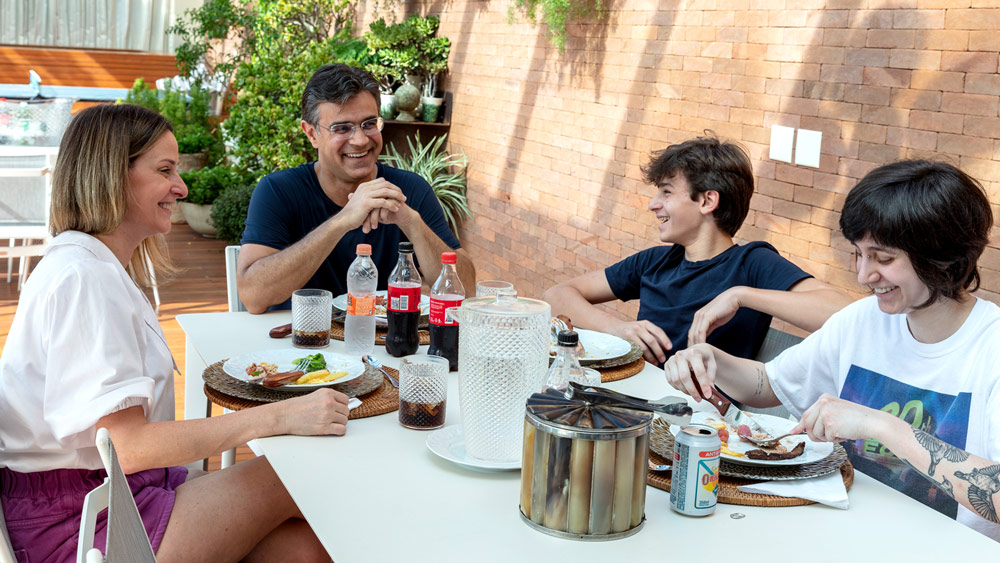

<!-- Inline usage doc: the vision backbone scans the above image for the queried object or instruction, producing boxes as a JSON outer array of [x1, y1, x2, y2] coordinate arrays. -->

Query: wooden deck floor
[[0, 224, 253, 469]]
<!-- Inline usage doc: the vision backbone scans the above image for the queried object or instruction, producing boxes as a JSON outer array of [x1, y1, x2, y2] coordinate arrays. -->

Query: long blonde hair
[[50, 104, 177, 287]]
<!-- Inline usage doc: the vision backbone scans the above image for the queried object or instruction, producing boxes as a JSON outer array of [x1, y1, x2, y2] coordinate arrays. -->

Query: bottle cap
[[356, 244, 372, 255], [398, 242, 414, 253], [441, 252, 457, 264], [557, 329, 579, 346]]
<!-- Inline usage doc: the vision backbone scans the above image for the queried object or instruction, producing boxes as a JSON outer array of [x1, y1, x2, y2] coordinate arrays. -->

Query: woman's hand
[[278, 388, 351, 436], [663, 344, 718, 401], [791, 394, 890, 443]]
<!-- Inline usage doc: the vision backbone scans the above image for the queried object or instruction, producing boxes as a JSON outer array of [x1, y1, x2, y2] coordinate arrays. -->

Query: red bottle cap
[[357, 244, 372, 255], [441, 252, 457, 264]]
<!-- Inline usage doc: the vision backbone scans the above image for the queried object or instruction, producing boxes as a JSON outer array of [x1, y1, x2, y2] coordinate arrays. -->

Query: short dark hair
[[301, 64, 381, 125], [641, 135, 754, 236], [840, 160, 992, 307]]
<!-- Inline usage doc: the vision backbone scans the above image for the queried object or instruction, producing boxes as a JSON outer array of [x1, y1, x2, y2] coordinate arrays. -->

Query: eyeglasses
[[319, 116, 384, 141]]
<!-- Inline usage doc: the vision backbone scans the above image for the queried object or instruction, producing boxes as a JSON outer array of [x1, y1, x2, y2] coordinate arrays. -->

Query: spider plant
[[380, 132, 472, 238]]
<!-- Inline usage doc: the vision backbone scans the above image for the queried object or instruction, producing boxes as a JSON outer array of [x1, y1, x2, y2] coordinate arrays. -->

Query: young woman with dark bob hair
[[664, 160, 1000, 541], [0, 104, 344, 562]]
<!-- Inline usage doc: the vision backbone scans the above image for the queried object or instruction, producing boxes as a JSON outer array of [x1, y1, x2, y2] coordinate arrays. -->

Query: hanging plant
[[509, 0, 606, 51]]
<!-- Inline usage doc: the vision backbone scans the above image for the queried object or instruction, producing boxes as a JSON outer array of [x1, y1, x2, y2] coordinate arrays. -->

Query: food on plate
[[293, 353, 327, 373], [746, 441, 806, 461], [707, 422, 730, 445], [269, 323, 292, 338], [295, 369, 349, 385], [246, 362, 278, 380], [720, 446, 744, 458], [262, 370, 305, 388]]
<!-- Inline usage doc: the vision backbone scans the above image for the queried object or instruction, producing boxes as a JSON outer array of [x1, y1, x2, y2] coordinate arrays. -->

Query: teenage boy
[[542, 136, 851, 365]]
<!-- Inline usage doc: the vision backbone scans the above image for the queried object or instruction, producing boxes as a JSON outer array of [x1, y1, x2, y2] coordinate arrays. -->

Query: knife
[[704, 386, 771, 438]]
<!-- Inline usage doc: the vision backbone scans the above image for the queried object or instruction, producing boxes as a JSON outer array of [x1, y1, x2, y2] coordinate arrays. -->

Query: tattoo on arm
[[911, 427, 969, 476], [954, 466, 1000, 524], [753, 368, 765, 398]]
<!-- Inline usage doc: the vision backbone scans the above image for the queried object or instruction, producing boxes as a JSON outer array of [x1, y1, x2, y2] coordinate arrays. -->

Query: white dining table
[[177, 311, 1000, 560]]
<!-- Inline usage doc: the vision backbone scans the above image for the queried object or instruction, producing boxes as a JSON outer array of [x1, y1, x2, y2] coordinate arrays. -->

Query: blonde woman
[[0, 104, 344, 562]]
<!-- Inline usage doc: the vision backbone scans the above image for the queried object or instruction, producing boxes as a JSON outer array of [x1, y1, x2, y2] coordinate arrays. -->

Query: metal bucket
[[519, 388, 652, 540]]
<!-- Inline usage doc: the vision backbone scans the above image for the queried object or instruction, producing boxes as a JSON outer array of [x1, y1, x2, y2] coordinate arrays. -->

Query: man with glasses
[[237, 64, 476, 312]]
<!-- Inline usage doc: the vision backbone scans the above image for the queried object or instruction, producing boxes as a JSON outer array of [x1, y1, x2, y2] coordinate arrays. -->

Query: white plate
[[333, 290, 430, 319], [551, 328, 632, 362], [223, 349, 365, 391], [671, 412, 834, 466], [426, 425, 520, 472]]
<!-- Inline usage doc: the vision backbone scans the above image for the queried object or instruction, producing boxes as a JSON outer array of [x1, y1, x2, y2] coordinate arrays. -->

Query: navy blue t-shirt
[[242, 162, 460, 309], [604, 241, 810, 360]]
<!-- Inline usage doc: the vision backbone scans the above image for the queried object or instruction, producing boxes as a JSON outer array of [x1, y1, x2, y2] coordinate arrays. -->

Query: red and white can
[[669, 424, 720, 516]]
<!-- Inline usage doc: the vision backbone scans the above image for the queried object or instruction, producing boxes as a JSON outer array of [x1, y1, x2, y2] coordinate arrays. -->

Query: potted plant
[[379, 132, 471, 237], [179, 165, 251, 237]]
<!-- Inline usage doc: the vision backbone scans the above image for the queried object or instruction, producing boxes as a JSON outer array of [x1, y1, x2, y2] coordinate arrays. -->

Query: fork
[[741, 431, 806, 449], [363, 355, 398, 388], [295, 357, 312, 373]]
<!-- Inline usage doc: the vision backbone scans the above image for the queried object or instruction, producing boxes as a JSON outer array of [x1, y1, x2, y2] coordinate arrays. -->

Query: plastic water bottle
[[544, 330, 587, 397], [345, 244, 378, 357]]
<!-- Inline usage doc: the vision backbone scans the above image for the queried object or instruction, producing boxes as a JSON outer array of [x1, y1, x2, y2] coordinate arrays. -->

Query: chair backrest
[[745, 327, 805, 419], [225, 245, 246, 313], [0, 147, 57, 241], [78, 428, 156, 563], [0, 495, 17, 563]]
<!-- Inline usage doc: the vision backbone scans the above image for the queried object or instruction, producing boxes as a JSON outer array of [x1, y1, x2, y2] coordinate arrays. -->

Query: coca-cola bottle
[[427, 252, 464, 371], [385, 242, 422, 357]]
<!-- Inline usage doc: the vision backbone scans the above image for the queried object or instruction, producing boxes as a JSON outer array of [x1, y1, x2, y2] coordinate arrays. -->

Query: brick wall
[[376, 2, 1000, 320]]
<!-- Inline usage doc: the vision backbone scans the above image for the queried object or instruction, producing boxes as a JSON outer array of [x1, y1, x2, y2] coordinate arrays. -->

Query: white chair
[[0, 495, 17, 563], [78, 428, 157, 563], [225, 245, 246, 313], [0, 147, 57, 290]]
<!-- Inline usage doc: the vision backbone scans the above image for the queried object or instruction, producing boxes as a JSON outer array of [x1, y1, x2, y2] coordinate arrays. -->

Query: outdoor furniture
[[177, 310, 998, 560], [0, 146, 56, 290], [78, 428, 157, 563], [0, 496, 16, 563]]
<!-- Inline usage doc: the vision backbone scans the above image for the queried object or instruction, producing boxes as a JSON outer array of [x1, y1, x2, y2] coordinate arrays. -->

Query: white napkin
[[737, 471, 849, 509], [247, 398, 363, 457]]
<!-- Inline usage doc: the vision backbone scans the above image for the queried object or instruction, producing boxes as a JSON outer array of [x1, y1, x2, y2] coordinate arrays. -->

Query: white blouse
[[0, 231, 177, 472]]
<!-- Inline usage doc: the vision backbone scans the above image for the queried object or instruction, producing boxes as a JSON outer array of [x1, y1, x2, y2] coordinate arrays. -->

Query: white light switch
[[769, 125, 795, 163], [795, 128, 822, 168]]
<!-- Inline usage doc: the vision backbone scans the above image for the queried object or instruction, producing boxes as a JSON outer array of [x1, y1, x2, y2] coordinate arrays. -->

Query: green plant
[[379, 132, 471, 237], [180, 165, 251, 205], [121, 79, 221, 158], [362, 15, 450, 95], [509, 0, 606, 51], [211, 180, 257, 244]]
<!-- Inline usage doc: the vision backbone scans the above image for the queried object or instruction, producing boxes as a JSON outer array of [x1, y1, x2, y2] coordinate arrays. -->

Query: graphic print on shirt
[[840, 365, 972, 519]]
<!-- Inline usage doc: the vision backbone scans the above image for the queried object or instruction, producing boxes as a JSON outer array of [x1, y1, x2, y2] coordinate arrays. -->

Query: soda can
[[669, 424, 721, 516]]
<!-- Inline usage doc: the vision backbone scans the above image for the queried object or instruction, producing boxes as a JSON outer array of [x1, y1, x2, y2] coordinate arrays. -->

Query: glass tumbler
[[398, 354, 449, 430], [475, 280, 514, 297], [292, 289, 332, 348]]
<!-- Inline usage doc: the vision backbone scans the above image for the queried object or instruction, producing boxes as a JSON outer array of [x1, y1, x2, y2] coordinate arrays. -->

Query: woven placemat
[[649, 418, 848, 480], [330, 323, 430, 346], [201, 360, 399, 419], [585, 342, 643, 369], [645, 449, 854, 507], [599, 356, 646, 383]]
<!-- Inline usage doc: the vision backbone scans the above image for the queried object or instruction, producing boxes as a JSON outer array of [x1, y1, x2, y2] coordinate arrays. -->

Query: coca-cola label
[[429, 297, 462, 326], [388, 285, 422, 313], [347, 294, 376, 316]]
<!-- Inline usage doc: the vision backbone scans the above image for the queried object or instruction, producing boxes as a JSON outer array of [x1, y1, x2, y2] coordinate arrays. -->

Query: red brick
[[964, 115, 1000, 138], [733, 75, 767, 94], [914, 30, 970, 51], [946, 9, 1000, 30], [766, 79, 804, 97], [886, 126, 938, 150], [892, 9, 946, 29], [814, 171, 856, 193], [790, 221, 831, 245], [783, 28, 824, 46], [861, 105, 910, 127], [822, 28, 868, 48], [966, 73, 1000, 95], [810, 207, 841, 231], [809, 242, 852, 270], [756, 213, 791, 235], [746, 60, 781, 78], [845, 48, 890, 67], [774, 199, 813, 223], [779, 96, 821, 116], [866, 29, 915, 48], [808, 9, 849, 28], [750, 193, 774, 214], [850, 10, 894, 29], [818, 100, 862, 121], [841, 122, 888, 144], [844, 84, 891, 106], [937, 133, 994, 158], [758, 177, 795, 200], [889, 89, 942, 110], [941, 92, 999, 117], [770, 232, 813, 256], [909, 69, 965, 92], [888, 49, 941, 70], [908, 110, 966, 133], [863, 67, 911, 88], [961, 157, 1000, 183], [781, 62, 821, 81], [941, 51, 999, 72], [804, 81, 846, 101], [775, 164, 815, 186], [969, 30, 1000, 51], [820, 65, 863, 84], [859, 141, 908, 163]]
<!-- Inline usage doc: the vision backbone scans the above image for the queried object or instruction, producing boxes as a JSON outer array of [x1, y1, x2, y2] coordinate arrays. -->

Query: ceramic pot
[[179, 201, 217, 237]]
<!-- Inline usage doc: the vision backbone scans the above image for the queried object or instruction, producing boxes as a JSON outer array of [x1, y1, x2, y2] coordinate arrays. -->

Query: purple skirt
[[1, 465, 187, 563]]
